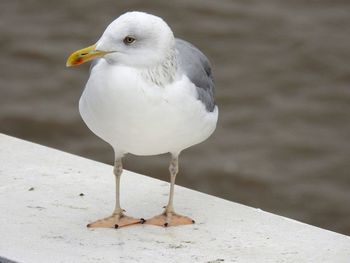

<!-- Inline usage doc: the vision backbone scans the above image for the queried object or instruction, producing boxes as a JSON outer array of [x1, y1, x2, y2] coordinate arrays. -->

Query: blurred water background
[[1, 0, 350, 235]]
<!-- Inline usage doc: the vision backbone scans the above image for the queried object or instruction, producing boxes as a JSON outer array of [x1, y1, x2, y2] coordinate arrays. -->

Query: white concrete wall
[[0, 133, 349, 263]]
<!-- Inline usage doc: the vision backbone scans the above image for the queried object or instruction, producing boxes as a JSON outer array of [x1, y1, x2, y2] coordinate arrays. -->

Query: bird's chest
[[78, 65, 206, 154], [80, 67, 182, 127]]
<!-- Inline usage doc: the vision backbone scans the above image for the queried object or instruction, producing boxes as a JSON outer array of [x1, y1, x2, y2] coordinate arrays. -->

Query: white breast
[[79, 60, 218, 156]]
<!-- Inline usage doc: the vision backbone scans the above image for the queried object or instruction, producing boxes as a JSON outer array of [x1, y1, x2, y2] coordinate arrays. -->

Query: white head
[[67, 12, 175, 69]]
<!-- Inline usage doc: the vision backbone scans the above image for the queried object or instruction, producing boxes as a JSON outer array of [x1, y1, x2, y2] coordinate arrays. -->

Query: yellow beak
[[66, 44, 111, 67]]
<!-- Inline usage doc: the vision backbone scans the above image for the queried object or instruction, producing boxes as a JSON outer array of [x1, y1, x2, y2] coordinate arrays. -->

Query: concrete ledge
[[0, 133, 349, 263]]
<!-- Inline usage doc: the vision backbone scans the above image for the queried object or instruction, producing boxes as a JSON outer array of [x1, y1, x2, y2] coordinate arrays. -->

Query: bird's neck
[[140, 47, 177, 86]]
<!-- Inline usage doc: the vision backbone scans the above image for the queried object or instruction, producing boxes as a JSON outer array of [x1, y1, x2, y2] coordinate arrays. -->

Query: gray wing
[[175, 38, 216, 112]]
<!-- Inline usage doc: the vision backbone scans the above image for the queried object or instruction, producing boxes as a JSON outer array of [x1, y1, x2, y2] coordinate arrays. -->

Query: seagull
[[66, 11, 218, 228]]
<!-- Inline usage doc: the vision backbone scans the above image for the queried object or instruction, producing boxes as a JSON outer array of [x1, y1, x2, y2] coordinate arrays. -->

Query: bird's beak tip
[[66, 44, 98, 68]]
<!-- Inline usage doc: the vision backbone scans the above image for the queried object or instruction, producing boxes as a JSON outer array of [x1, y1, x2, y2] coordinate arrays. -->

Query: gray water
[[1, 0, 350, 235]]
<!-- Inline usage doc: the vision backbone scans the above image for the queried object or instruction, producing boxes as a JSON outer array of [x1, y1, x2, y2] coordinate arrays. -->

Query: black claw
[[192, 220, 195, 224], [114, 224, 119, 229], [164, 222, 168, 227], [140, 218, 146, 224]]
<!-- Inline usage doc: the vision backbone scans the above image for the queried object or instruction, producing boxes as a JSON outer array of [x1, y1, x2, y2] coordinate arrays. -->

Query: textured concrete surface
[[0, 133, 349, 263]]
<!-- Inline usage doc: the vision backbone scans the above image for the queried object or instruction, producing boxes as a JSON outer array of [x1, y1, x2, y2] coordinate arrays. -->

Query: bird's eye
[[123, 36, 136, 45]]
